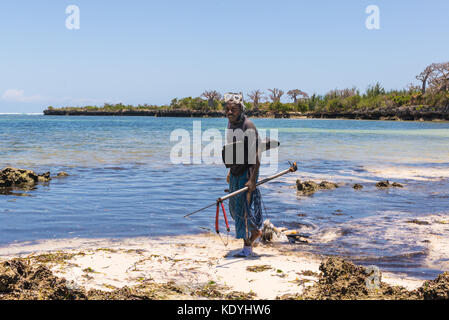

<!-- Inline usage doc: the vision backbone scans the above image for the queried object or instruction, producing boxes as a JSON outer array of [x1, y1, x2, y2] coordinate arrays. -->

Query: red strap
[[220, 201, 230, 232], [215, 202, 220, 234]]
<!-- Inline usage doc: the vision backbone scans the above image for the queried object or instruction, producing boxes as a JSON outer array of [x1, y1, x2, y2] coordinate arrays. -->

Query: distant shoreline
[[43, 106, 449, 121]]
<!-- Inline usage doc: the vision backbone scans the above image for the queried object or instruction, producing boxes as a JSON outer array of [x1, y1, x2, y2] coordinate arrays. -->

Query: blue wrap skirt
[[228, 169, 263, 239]]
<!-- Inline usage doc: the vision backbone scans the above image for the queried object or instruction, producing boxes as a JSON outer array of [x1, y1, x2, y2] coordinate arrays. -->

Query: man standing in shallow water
[[224, 92, 263, 257]]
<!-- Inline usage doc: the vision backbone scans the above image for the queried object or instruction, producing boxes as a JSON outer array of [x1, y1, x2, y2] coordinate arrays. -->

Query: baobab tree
[[247, 90, 265, 110], [267, 88, 284, 103], [416, 64, 437, 94], [430, 62, 449, 92], [287, 89, 309, 103], [417, 62, 449, 94], [201, 90, 222, 109]]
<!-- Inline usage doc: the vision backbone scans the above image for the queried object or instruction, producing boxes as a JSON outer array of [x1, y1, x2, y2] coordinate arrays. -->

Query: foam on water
[[306, 212, 449, 278]]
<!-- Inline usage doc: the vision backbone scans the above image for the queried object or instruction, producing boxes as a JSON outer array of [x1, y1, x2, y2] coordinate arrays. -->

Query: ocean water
[[1, 115, 449, 278]]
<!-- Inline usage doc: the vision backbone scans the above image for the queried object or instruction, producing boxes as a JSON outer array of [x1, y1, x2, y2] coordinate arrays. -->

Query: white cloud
[[1, 89, 46, 103], [1, 89, 113, 106]]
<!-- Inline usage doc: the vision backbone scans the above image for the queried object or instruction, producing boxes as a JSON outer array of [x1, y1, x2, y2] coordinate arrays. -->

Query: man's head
[[224, 92, 245, 124]]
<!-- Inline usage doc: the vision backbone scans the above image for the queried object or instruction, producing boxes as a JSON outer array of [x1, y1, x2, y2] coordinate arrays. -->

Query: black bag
[[222, 138, 279, 177], [222, 139, 250, 177]]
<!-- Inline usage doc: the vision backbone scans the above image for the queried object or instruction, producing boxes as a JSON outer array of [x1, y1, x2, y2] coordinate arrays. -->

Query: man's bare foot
[[249, 229, 262, 246], [233, 246, 252, 257]]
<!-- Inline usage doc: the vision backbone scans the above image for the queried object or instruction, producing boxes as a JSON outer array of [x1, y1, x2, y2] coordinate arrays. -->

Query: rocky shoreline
[[42, 108, 300, 119], [308, 105, 449, 121], [43, 105, 449, 121], [42, 108, 274, 118]]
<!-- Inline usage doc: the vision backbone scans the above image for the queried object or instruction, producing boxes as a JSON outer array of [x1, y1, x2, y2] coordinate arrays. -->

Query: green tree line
[[46, 62, 449, 113]]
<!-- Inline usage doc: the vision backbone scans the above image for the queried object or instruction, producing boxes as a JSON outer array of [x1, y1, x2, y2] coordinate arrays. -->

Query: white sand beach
[[0, 233, 426, 299]]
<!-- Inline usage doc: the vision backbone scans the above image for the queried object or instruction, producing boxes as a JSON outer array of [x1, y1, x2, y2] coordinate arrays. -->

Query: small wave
[[274, 127, 449, 138], [355, 251, 427, 264], [364, 165, 449, 181], [314, 228, 345, 243], [281, 221, 316, 231]]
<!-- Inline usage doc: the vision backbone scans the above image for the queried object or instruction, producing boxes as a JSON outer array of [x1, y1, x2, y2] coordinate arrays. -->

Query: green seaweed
[[246, 265, 272, 273]]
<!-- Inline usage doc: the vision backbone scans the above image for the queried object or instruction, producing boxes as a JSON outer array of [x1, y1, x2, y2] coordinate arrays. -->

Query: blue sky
[[0, 0, 448, 113]]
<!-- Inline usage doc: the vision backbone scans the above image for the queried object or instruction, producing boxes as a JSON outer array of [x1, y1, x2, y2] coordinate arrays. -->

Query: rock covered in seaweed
[[296, 180, 338, 195], [0, 259, 86, 300], [0, 258, 186, 300], [298, 258, 449, 300], [418, 272, 449, 300], [376, 180, 403, 188], [0, 258, 243, 300], [0, 167, 51, 188], [300, 257, 418, 300], [406, 219, 431, 225], [56, 171, 69, 177], [353, 184, 363, 190], [296, 180, 319, 195]]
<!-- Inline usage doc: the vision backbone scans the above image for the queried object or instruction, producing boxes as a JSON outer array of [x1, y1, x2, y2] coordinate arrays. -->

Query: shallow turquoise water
[[1, 115, 449, 278]]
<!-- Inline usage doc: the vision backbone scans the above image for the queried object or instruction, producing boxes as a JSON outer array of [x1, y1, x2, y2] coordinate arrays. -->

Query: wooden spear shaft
[[184, 162, 297, 218]]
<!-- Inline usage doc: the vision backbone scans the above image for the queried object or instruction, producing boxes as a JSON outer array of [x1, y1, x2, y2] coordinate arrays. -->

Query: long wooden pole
[[184, 162, 297, 218]]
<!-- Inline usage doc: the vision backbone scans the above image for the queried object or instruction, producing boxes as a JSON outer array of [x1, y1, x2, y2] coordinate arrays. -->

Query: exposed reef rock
[[44, 105, 449, 121], [296, 180, 339, 195], [43, 108, 270, 118], [418, 272, 449, 300], [0, 259, 86, 300], [406, 219, 431, 226], [56, 171, 69, 177], [0, 167, 51, 188], [286, 257, 419, 300], [376, 180, 404, 188], [0, 258, 250, 300]]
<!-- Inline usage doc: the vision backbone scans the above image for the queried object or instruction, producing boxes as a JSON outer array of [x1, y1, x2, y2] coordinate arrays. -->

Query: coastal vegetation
[[44, 62, 449, 119]]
